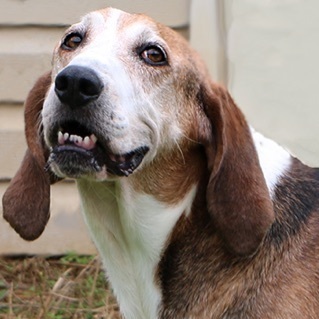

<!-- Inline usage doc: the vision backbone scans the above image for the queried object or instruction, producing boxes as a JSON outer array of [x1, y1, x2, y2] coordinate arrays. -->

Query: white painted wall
[[191, 0, 319, 166]]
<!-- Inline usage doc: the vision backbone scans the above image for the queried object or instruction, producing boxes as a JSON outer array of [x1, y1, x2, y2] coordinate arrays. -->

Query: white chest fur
[[251, 128, 292, 196], [77, 179, 197, 319]]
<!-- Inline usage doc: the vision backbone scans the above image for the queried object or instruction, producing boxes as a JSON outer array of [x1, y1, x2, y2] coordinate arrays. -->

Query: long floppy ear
[[200, 81, 275, 256], [2, 71, 61, 240]]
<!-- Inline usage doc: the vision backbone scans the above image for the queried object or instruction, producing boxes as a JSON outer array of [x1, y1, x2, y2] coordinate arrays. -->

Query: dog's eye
[[140, 45, 167, 66], [62, 33, 83, 50]]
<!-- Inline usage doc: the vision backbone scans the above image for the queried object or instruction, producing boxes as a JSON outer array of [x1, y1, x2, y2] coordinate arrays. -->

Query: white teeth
[[83, 136, 90, 146], [91, 134, 97, 143], [58, 131, 64, 144], [57, 131, 98, 150], [74, 135, 83, 144]]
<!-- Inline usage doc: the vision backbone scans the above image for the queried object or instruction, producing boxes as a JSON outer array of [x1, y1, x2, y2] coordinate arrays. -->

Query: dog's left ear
[[199, 81, 275, 256], [2, 71, 61, 241]]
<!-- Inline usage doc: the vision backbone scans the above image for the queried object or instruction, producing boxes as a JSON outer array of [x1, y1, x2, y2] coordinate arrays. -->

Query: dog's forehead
[[78, 8, 163, 44], [53, 7, 206, 85]]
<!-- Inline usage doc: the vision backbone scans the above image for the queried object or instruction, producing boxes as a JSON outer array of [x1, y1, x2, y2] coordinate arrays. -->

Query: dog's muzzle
[[46, 66, 149, 179]]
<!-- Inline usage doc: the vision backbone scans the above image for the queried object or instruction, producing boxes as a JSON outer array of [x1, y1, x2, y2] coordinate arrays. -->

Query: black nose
[[55, 65, 104, 108]]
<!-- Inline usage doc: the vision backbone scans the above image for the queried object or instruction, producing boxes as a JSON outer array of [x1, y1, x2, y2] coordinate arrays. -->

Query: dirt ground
[[0, 255, 120, 319]]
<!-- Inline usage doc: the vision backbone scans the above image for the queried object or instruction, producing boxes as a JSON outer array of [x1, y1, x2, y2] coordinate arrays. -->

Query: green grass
[[0, 254, 120, 319]]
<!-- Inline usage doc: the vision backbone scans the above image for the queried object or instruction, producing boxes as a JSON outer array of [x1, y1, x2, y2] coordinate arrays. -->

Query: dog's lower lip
[[47, 143, 149, 178], [107, 146, 149, 176]]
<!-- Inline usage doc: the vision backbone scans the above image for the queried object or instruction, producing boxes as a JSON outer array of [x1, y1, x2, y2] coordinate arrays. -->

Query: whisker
[[174, 138, 186, 165], [179, 133, 201, 145]]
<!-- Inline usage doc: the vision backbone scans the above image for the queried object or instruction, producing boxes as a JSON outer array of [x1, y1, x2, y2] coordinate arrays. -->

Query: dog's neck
[[76, 132, 291, 319], [76, 146, 201, 319]]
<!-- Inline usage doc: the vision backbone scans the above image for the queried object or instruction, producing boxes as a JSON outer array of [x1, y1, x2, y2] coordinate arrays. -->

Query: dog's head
[[3, 8, 274, 255], [43, 8, 210, 180]]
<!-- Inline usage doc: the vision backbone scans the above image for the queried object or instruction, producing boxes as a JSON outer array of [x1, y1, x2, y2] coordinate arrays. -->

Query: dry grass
[[0, 254, 121, 319]]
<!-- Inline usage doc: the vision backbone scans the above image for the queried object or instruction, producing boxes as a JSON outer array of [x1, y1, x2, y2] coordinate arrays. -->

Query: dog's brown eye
[[140, 46, 167, 66], [62, 33, 83, 50]]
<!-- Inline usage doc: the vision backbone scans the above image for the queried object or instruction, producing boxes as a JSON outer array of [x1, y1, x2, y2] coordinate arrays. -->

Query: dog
[[2, 7, 319, 319]]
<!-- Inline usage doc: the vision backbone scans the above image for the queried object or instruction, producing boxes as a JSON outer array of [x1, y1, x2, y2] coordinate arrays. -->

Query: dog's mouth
[[47, 121, 149, 178]]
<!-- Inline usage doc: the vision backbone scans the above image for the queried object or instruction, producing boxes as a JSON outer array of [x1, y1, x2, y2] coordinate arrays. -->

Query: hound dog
[[3, 7, 319, 319]]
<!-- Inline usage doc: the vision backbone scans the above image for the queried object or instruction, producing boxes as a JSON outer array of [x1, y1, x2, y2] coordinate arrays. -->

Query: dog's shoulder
[[269, 157, 319, 245]]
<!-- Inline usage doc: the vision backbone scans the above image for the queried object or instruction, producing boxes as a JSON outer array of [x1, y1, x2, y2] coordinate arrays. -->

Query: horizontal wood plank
[[0, 0, 190, 27], [0, 54, 51, 103], [0, 181, 96, 255], [0, 131, 26, 179], [0, 27, 63, 102], [0, 104, 24, 131]]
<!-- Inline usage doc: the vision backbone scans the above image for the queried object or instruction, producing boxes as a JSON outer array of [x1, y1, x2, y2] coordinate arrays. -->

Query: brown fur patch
[[158, 155, 319, 318], [131, 141, 206, 205]]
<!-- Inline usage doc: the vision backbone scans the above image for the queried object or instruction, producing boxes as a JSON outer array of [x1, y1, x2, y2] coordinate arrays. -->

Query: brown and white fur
[[3, 8, 319, 319]]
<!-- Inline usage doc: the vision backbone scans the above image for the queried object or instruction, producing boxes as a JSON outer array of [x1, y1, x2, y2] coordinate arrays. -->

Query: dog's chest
[[77, 179, 196, 319]]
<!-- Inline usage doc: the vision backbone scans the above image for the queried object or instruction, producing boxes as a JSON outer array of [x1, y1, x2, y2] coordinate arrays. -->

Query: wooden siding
[[0, 0, 189, 255]]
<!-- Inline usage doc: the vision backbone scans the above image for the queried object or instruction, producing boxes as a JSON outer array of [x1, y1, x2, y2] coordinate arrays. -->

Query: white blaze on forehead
[[65, 9, 138, 115], [85, 8, 124, 36], [71, 10, 123, 63], [82, 9, 159, 53], [53, 9, 124, 74], [80, 8, 163, 64]]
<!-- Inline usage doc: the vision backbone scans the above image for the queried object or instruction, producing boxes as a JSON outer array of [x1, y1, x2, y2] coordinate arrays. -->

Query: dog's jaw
[[47, 141, 150, 179]]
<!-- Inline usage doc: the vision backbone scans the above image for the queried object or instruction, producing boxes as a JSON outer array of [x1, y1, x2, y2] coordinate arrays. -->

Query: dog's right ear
[[2, 71, 61, 241], [199, 81, 274, 256]]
